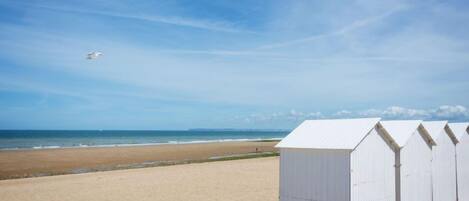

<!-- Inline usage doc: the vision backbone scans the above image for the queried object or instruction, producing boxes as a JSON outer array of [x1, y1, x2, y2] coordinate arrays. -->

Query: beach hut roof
[[380, 120, 426, 147], [275, 118, 381, 149], [448, 123, 469, 142]]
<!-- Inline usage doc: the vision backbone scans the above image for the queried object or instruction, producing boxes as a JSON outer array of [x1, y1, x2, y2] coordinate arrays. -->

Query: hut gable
[[448, 123, 469, 143], [422, 121, 448, 142], [380, 120, 435, 147], [275, 118, 381, 149], [380, 120, 422, 147], [423, 121, 457, 145]]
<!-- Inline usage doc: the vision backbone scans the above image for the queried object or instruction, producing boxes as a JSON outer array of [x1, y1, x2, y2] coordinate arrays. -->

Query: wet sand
[[0, 141, 278, 179], [0, 156, 279, 201]]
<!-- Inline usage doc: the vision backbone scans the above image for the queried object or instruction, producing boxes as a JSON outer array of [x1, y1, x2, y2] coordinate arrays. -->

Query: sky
[[0, 0, 468, 130]]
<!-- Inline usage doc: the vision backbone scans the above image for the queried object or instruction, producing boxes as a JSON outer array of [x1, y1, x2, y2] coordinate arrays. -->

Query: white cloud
[[359, 105, 469, 120], [333, 110, 353, 117], [240, 109, 323, 124], [360, 106, 430, 119], [241, 105, 469, 126], [432, 105, 469, 119]]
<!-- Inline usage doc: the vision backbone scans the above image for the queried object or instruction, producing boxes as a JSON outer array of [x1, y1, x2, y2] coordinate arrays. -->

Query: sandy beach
[[0, 156, 279, 201], [0, 141, 277, 179]]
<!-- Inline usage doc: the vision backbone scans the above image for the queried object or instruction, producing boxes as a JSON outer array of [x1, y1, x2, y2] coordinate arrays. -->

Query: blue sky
[[0, 0, 468, 129]]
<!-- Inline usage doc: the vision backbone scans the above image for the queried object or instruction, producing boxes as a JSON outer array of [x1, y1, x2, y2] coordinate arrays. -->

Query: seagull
[[86, 52, 103, 60]]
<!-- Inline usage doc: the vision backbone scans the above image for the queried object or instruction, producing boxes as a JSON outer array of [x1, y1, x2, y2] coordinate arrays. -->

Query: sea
[[0, 130, 289, 150]]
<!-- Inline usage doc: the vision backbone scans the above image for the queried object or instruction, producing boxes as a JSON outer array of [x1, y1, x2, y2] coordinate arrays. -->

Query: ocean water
[[0, 130, 288, 150]]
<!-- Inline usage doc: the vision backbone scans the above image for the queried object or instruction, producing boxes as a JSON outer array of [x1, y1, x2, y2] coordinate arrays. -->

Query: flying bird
[[86, 52, 103, 60]]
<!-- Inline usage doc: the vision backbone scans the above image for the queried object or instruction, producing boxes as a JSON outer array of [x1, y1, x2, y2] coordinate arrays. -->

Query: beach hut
[[422, 121, 458, 201], [449, 123, 469, 201], [380, 120, 435, 201], [276, 118, 397, 201]]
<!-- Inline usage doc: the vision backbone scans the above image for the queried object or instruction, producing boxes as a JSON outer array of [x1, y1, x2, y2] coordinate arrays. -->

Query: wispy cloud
[[161, 4, 414, 58], [0, 73, 90, 101], [1, 0, 469, 129], [152, 5, 415, 59], [17, 2, 254, 33], [256, 5, 409, 49], [158, 49, 281, 56]]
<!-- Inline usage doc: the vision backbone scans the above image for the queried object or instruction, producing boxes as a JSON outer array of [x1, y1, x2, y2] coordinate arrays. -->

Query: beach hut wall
[[422, 121, 458, 201], [276, 118, 397, 201], [449, 122, 469, 201], [380, 120, 434, 201]]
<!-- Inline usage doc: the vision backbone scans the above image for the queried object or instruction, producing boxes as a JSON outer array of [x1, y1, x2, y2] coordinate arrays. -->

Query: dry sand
[[0, 157, 279, 201], [0, 141, 277, 179]]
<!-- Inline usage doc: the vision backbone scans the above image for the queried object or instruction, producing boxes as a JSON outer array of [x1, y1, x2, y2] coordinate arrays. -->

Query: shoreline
[[0, 140, 279, 180], [0, 138, 282, 151]]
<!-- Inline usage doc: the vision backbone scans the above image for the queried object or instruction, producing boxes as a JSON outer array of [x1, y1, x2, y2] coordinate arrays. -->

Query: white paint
[[457, 134, 469, 201], [351, 127, 395, 201], [280, 149, 350, 201], [422, 121, 453, 144], [449, 123, 469, 201], [399, 129, 433, 201], [381, 120, 433, 201], [423, 121, 458, 201], [278, 118, 397, 201], [275, 118, 381, 149], [380, 120, 433, 147], [449, 123, 469, 143]]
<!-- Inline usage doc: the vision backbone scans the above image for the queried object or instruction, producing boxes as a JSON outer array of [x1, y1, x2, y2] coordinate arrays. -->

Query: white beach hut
[[422, 121, 458, 201], [276, 118, 396, 201], [449, 123, 469, 201], [380, 120, 435, 201]]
